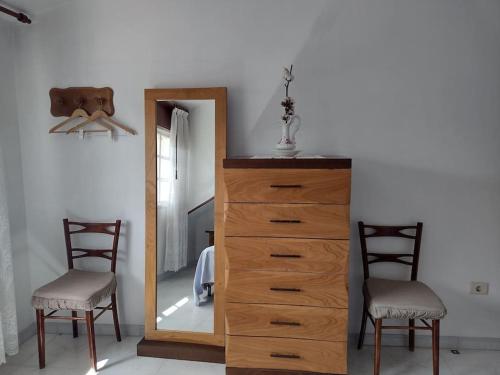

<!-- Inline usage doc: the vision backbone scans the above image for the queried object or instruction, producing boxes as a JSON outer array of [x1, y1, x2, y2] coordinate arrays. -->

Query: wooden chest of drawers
[[223, 158, 351, 375]]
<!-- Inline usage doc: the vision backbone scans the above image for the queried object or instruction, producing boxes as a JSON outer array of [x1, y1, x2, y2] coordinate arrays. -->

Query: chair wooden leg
[[432, 320, 440, 375], [357, 303, 368, 349], [35, 309, 45, 369], [374, 319, 382, 375], [85, 311, 97, 371], [409, 319, 415, 352], [111, 293, 122, 342], [72, 311, 79, 338]]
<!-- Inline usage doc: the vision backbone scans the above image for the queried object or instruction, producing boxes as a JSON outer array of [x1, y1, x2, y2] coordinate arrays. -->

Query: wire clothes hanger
[[66, 97, 137, 135]]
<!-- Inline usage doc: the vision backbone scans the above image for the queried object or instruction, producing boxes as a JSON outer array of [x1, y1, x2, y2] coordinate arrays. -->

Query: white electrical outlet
[[470, 282, 489, 295]]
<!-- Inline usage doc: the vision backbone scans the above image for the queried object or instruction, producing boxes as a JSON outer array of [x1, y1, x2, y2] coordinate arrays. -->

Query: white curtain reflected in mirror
[[156, 100, 215, 333]]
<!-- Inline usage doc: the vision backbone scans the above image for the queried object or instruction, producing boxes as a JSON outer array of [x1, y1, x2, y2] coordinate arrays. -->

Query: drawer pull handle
[[270, 254, 302, 258], [269, 184, 303, 188], [270, 353, 301, 359], [270, 287, 302, 292], [270, 320, 301, 326], [269, 219, 302, 224]]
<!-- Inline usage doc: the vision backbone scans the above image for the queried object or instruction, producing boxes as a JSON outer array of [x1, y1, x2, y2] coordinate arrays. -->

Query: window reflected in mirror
[[156, 100, 215, 333]]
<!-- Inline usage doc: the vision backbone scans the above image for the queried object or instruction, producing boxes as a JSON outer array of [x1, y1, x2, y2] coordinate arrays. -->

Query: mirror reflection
[[156, 99, 215, 333]]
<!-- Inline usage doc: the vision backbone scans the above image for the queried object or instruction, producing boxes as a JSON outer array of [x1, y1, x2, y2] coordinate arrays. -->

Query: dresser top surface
[[223, 156, 351, 169]]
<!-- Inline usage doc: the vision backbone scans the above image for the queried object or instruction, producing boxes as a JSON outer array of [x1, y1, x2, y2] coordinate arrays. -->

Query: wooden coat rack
[[49, 87, 136, 136], [50, 87, 115, 117]]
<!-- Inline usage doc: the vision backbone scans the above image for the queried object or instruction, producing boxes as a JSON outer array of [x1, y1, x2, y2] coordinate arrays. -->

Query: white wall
[[188, 201, 214, 265], [187, 101, 215, 211], [0, 20, 32, 334], [186, 100, 215, 265], [9, 0, 500, 338]]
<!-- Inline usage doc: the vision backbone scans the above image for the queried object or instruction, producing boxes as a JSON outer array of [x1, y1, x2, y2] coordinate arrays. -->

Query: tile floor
[[1, 334, 499, 375]]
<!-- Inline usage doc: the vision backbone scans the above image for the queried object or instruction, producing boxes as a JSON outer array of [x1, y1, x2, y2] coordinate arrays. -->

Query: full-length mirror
[[156, 100, 215, 332], [144, 88, 226, 348]]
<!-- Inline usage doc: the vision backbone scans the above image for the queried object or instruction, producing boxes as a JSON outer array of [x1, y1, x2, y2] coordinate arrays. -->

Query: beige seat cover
[[364, 278, 447, 320], [32, 269, 116, 311]]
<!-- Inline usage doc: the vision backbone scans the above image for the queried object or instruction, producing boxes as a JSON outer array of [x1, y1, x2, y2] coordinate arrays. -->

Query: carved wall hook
[[49, 87, 115, 117]]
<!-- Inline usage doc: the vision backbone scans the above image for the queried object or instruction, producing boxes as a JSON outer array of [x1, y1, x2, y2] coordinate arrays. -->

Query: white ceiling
[[0, 0, 73, 16]]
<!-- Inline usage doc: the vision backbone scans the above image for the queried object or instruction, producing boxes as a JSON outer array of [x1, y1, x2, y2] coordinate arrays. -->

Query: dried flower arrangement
[[281, 65, 295, 125]]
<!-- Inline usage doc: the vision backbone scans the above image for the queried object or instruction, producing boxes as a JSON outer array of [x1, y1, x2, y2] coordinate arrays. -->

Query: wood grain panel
[[224, 203, 350, 239], [225, 238, 349, 274], [224, 169, 351, 204], [137, 338, 225, 363], [225, 270, 348, 308], [225, 303, 347, 341], [226, 336, 347, 374], [145, 96, 157, 337], [226, 368, 337, 375]]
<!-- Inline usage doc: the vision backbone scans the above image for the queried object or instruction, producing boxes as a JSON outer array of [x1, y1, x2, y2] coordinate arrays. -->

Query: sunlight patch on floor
[[162, 296, 190, 317], [84, 358, 108, 375], [175, 297, 189, 308]]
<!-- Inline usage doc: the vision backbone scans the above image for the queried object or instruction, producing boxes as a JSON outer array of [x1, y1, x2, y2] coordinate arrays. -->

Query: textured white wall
[[187, 100, 215, 211], [0, 20, 32, 333], [186, 101, 216, 265], [8, 0, 500, 338]]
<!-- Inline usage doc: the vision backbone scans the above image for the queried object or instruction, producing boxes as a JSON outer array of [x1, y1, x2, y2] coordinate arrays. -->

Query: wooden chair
[[357, 222, 447, 375], [31, 219, 122, 371]]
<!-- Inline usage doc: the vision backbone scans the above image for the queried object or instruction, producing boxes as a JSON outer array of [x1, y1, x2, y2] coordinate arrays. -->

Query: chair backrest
[[63, 218, 121, 273], [358, 221, 423, 281]]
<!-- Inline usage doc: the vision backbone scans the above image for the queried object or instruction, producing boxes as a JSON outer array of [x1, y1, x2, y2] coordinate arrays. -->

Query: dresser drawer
[[226, 270, 348, 308], [224, 203, 350, 239], [226, 303, 347, 342], [224, 168, 351, 204], [226, 336, 347, 374], [225, 237, 349, 274]]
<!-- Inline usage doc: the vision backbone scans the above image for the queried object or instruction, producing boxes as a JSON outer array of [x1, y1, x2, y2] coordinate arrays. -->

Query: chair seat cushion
[[32, 269, 116, 311], [364, 278, 447, 320]]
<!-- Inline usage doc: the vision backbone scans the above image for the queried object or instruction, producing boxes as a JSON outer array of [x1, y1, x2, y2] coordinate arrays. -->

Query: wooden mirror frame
[[144, 88, 227, 348]]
